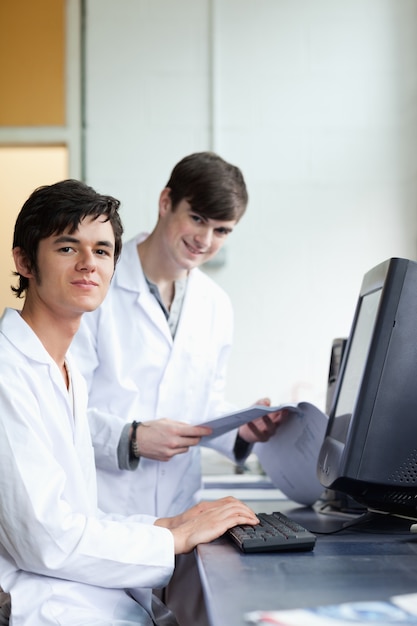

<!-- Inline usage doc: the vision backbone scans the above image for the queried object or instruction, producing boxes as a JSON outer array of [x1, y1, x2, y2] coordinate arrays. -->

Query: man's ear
[[158, 188, 172, 218], [13, 247, 34, 279]]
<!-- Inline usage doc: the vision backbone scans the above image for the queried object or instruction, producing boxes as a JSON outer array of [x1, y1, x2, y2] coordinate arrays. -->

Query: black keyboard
[[226, 511, 316, 553]]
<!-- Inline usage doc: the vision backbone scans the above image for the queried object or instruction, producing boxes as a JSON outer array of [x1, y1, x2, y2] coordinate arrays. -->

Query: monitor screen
[[336, 291, 380, 414], [317, 257, 417, 519]]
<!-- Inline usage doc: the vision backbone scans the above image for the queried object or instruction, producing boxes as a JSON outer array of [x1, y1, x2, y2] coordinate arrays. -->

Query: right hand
[[156, 496, 259, 554], [132, 419, 212, 461]]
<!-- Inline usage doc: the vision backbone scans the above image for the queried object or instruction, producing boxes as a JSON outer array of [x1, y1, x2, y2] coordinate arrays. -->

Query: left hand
[[238, 397, 288, 443]]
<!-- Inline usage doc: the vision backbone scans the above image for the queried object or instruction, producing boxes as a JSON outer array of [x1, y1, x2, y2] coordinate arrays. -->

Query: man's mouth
[[183, 240, 207, 255], [71, 279, 99, 287]]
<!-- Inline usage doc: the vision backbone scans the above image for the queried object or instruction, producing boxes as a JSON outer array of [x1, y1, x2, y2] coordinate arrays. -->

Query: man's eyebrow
[[53, 235, 114, 250]]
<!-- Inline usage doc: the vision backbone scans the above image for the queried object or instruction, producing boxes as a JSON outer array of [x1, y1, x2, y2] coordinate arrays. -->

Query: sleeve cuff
[[117, 422, 140, 470], [233, 434, 253, 462]]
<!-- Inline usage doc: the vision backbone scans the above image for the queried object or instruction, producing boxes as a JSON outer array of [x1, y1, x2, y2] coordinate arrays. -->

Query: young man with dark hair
[[0, 179, 259, 626], [72, 153, 285, 624]]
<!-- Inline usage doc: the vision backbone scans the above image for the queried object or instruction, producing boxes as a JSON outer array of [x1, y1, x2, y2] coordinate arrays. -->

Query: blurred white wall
[[84, 0, 417, 411]]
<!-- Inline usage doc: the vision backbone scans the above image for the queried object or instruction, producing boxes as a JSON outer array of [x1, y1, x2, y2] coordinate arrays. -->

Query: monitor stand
[[311, 491, 416, 535], [318, 488, 367, 516], [348, 509, 417, 534]]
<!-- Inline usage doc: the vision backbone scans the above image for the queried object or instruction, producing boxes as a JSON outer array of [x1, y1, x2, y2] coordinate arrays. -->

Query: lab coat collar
[[114, 233, 148, 294], [0, 308, 54, 365], [113, 235, 173, 344], [113, 233, 210, 346], [0, 308, 71, 393]]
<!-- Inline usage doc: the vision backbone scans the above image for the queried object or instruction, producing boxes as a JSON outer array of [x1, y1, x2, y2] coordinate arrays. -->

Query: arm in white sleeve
[[0, 367, 174, 592], [71, 310, 137, 472]]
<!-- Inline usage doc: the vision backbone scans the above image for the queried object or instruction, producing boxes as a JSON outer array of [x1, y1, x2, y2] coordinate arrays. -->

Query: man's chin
[[77, 298, 105, 314], [182, 253, 213, 270]]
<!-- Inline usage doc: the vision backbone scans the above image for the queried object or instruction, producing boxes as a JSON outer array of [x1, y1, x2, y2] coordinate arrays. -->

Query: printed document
[[254, 402, 328, 506], [199, 401, 328, 506]]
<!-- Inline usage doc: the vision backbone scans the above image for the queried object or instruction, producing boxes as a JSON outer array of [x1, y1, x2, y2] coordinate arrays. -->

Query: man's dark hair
[[12, 179, 123, 298], [165, 152, 248, 221]]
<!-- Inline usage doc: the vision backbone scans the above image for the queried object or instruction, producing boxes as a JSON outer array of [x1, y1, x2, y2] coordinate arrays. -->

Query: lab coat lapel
[[174, 269, 208, 344], [136, 283, 173, 345], [115, 236, 173, 346], [154, 269, 213, 419]]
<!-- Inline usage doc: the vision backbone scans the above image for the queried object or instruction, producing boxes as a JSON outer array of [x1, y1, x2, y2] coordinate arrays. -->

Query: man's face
[[17, 216, 116, 319], [158, 190, 237, 273]]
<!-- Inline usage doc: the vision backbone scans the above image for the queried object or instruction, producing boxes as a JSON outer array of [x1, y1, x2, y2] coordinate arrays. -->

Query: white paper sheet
[[198, 403, 298, 440], [253, 402, 328, 506]]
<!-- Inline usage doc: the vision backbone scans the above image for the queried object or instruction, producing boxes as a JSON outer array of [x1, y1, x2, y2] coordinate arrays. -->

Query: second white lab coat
[[72, 234, 239, 517], [0, 308, 174, 626]]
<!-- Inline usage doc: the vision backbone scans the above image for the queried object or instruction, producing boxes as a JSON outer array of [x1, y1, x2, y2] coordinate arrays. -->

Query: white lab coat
[[0, 308, 175, 626], [72, 234, 239, 518]]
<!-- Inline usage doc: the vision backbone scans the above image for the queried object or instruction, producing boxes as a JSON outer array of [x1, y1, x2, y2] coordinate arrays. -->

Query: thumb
[[254, 397, 271, 407]]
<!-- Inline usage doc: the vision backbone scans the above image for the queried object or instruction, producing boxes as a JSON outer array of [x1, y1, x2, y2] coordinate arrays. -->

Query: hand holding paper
[[239, 398, 288, 443]]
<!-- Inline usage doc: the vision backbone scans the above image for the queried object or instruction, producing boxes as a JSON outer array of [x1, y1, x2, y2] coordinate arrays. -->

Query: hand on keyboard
[[226, 511, 316, 553]]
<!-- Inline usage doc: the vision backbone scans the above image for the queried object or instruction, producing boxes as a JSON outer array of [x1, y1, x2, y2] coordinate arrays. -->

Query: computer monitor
[[317, 257, 417, 520]]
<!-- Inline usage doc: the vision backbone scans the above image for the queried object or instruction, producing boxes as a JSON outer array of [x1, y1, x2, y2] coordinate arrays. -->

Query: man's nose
[[75, 250, 96, 271], [194, 229, 212, 248]]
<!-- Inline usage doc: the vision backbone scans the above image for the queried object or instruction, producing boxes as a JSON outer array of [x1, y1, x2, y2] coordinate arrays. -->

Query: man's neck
[[138, 235, 190, 313], [19, 302, 80, 372], [137, 235, 187, 285]]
